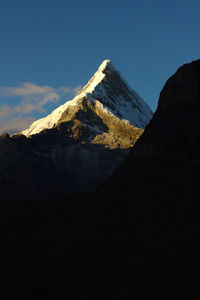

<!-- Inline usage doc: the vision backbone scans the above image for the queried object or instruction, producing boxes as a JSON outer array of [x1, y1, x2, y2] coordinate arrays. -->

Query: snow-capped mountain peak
[[75, 59, 116, 97], [20, 59, 152, 137], [5, 59, 153, 196]]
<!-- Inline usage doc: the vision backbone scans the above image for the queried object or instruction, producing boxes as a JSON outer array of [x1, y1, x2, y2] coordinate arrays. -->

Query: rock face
[[103, 59, 200, 199], [97, 59, 200, 297], [0, 60, 152, 199]]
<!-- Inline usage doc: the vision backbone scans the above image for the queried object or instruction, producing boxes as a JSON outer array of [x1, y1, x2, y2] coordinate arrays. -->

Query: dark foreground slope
[[1, 192, 195, 299], [103, 59, 200, 198], [1, 60, 200, 299]]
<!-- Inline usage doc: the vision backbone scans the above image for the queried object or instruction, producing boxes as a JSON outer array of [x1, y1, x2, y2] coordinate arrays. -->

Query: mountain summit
[[1, 60, 152, 198], [20, 59, 152, 137]]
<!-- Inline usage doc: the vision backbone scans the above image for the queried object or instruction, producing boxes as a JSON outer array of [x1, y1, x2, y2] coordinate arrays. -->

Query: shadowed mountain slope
[[1, 60, 200, 299], [103, 59, 200, 199]]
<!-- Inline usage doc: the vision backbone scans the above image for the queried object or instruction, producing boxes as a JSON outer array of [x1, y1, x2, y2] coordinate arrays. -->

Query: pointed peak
[[74, 60, 117, 98], [98, 59, 111, 70], [98, 59, 118, 73]]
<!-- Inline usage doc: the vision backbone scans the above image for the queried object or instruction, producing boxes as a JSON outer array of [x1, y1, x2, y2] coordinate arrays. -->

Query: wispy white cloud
[[0, 82, 82, 134], [0, 82, 81, 116], [0, 116, 36, 135], [0, 82, 82, 98], [0, 83, 54, 97]]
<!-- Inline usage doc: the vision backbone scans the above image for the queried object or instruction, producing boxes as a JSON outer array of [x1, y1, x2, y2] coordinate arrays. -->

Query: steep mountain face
[[0, 60, 152, 199], [102, 59, 200, 196], [96, 59, 200, 297]]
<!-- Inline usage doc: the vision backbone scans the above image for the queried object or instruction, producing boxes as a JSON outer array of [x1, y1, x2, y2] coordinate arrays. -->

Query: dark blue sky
[[0, 0, 200, 132]]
